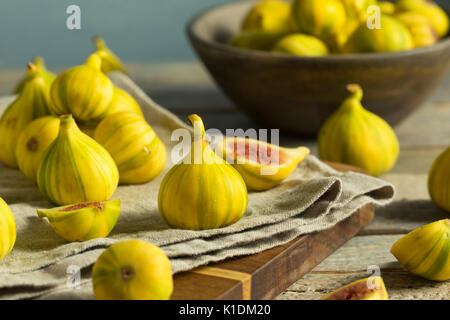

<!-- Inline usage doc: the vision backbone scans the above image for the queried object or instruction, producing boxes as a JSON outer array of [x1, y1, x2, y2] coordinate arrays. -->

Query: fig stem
[[85, 53, 103, 70], [93, 36, 106, 50], [187, 114, 205, 141], [346, 84, 363, 102]]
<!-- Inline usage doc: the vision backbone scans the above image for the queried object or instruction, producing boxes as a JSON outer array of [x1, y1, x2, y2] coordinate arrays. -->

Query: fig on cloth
[[216, 137, 310, 191], [318, 84, 399, 176], [93, 36, 127, 74], [15, 116, 60, 182], [13, 57, 55, 94], [0, 63, 53, 168], [94, 111, 167, 184], [158, 115, 248, 230], [391, 219, 450, 281], [37, 200, 120, 242], [0, 198, 16, 261], [50, 54, 115, 122], [92, 240, 173, 300], [37, 114, 119, 206], [321, 277, 388, 300], [428, 147, 450, 213]]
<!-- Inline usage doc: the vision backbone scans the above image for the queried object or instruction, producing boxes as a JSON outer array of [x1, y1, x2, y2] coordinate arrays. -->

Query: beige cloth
[[0, 73, 395, 299]]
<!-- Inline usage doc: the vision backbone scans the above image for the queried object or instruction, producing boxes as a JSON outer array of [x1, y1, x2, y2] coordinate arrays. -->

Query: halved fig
[[37, 199, 120, 242], [216, 137, 310, 191], [321, 277, 389, 300]]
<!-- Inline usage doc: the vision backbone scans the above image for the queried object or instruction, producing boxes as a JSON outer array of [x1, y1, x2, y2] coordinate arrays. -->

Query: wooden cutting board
[[171, 162, 374, 300]]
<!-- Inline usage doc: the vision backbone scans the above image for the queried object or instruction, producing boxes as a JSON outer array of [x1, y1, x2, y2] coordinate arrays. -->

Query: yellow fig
[[291, 0, 347, 44], [158, 115, 248, 230], [0, 198, 16, 261], [0, 63, 53, 168], [13, 56, 56, 94], [93, 36, 127, 74], [321, 277, 389, 300], [50, 54, 115, 122], [395, 12, 439, 48], [391, 219, 450, 281], [343, 15, 414, 53], [229, 31, 287, 51], [107, 88, 144, 118], [396, 0, 449, 38], [242, 0, 296, 33], [37, 114, 119, 206], [272, 33, 329, 56], [217, 137, 310, 191], [92, 240, 173, 300], [37, 200, 120, 242], [15, 116, 60, 182], [94, 111, 167, 184], [428, 147, 450, 212], [318, 84, 399, 176], [341, 0, 377, 21]]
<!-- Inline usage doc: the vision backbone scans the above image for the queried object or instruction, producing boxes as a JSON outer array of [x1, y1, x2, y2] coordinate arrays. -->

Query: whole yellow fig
[[158, 115, 248, 230], [318, 84, 399, 176], [242, 0, 296, 33], [37, 200, 121, 242], [37, 114, 119, 206], [94, 111, 167, 184], [13, 57, 56, 94], [428, 147, 450, 212], [272, 33, 329, 56], [93, 36, 127, 74], [0, 63, 53, 168], [396, 0, 449, 38], [229, 31, 287, 51], [343, 15, 414, 53], [92, 240, 173, 300], [107, 88, 144, 117], [0, 198, 16, 261], [291, 0, 347, 43], [391, 219, 450, 281], [395, 12, 439, 48], [15, 116, 60, 182], [50, 54, 115, 122]]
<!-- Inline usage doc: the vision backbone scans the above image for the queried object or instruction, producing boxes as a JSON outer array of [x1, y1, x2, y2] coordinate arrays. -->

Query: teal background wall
[[0, 0, 239, 69]]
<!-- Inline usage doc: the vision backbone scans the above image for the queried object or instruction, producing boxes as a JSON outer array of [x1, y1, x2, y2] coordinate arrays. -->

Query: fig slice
[[37, 199, 120, 242], [321, 277, 389, 300], [216, 137, 310, 191]]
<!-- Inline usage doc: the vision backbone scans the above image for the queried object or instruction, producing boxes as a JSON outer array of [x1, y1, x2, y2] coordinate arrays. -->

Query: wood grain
[[171, 162, 374, 300]]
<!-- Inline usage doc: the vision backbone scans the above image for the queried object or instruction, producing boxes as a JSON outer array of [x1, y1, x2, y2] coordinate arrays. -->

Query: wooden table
[[0, 62, 449, 300]]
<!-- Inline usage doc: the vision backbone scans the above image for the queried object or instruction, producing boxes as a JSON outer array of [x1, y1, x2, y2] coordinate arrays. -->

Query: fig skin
[[13, 57, 55, 94], [0, 63, 53, 168], [94, 111, 167, 185], [93, 36, 127, 74], [158, 115, 248, 230], [391, 219, 450, 281], [272, 33, 329, 56], [37, 199, 120, 242], [15, 116, 60, 182], [92, 240, 173, 300], [318, 84, 399, 176], [428, 147, 450, 213], [242, 0, 296, 33], [0, 198, 16, 261], [37, 114, 119, 206], [395, 12, 439, 48]]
